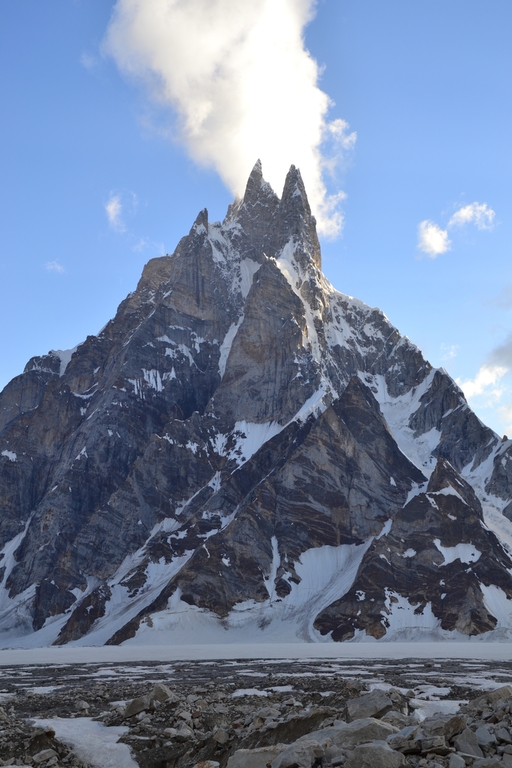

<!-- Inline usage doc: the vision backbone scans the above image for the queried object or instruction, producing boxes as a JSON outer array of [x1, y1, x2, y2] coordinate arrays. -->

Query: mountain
[[1, 161, 512, 647]]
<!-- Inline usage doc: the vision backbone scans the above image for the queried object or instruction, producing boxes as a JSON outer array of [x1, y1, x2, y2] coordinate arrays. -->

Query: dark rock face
[[314, 456, 512, 641], [1, 162, 512, 646]]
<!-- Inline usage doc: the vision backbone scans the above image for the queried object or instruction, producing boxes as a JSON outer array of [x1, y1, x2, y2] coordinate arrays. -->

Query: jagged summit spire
[[273, 164, 322, 270], [242, 159, 278, 209]]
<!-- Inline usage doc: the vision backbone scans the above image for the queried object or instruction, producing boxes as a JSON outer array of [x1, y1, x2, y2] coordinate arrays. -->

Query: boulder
[[227, 745, 288, 768], [213, 727, 230, 745], [496, 727, 512, 743], [387, 725, 422, 754], [475, 724, 497, 749], [448, 755, 466, 768], [123, 694, 151, 718], [193, 762, 220, 768], [151, 683, 178, 703], [271, 739, 325, 768], [344, 740, 406, 768], [469, 686, 512, 711], [346, 689, 394, 722], [422, 713, 466, 742], [174, 725, 195, 742], [272, 717, 397, 766], [33, 750, 59, 765], [453, 727, 484, 758], [382, 711, 413, 729]]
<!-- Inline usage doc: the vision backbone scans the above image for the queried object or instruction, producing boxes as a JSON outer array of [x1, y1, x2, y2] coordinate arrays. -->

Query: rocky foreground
[[1, 657, 512, 767]]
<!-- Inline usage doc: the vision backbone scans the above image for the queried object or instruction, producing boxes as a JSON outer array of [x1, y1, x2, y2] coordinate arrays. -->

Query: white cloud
[[133, 237, 165, 253], [440, 343, 459, 361], [105, 194, 125, 232], [456, 336, 512, 435], [457, 364, 507, 403], [80, 52, 99, 71], [417, 220, 451, 258], [448, 202, 495, 230], [104, 0, 355, 237], [44, 261, 65, 274]]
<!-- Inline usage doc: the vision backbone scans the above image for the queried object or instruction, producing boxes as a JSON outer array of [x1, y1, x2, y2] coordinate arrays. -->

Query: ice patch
[[1, 450, 17, 462]]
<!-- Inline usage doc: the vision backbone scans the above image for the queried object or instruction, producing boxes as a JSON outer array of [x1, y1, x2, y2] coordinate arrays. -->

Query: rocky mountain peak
[[1, 163, 512, 646], [269, 164, 322, 271], [427, 456, 482, 513], [192, 207, 208, 230]]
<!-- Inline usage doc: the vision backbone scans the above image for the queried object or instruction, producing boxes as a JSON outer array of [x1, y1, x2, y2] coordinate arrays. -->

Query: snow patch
[[232, 688, 268, 698], [33, 717, 137, 768], [218, 317, 243, 378], [51, 347, 77, 376], [362, 371, 439, 475], [384, 590, 440, 637], [226, 421, 283, 466], [1, 450, 17, 462], [433, 540, 481, 565]]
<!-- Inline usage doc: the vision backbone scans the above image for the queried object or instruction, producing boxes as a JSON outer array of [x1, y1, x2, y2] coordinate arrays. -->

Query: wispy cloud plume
[[417, 220, 451, 258], [80, 52, 99, 71], [440, 343, 459, 361], [104, 0, 355, 237], [417, 201, 496, 258], [44, 261, 65, 274], [105, 194, 125, 232], [448, 202, 495, 230]]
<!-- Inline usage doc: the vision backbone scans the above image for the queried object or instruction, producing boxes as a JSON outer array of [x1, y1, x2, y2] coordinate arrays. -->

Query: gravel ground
[[0, 657, 511, 767]]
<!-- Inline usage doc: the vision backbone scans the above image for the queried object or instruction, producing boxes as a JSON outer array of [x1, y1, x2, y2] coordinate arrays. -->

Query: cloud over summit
[[104, 0, 354, 237]]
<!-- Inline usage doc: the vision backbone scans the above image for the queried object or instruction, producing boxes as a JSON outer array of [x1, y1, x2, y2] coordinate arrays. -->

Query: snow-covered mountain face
[[2, 161, 512, 648]]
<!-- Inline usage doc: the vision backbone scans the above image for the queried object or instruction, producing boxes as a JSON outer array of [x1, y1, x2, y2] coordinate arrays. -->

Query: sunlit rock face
[[1, 162, 512, 647]]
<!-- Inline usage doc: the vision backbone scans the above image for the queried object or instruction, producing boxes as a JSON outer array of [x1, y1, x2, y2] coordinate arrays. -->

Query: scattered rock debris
[[0, 657, 511, 767]]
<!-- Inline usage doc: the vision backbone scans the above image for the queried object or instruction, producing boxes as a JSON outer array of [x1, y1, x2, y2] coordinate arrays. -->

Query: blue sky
[[1, 1, 511, 435]]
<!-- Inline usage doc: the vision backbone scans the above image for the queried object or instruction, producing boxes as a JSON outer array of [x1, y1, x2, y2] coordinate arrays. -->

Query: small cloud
[[80, 52, 99, 71], [457, 363, 507, 403], [132, 237, 165, 254], [448, 202, 495, 230], [417, 220, 451, 258], [105, 194, 125, 232], [457, 337, 512, 436], [44, 261, 65, 274], [440, 344, 459, 361]]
